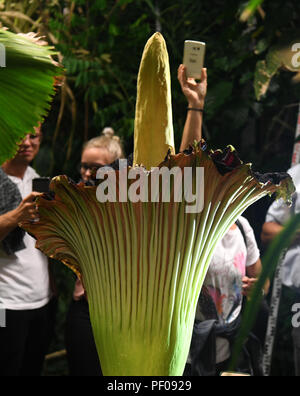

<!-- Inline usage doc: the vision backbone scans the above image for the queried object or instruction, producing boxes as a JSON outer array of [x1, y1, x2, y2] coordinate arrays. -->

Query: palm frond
[[0, 29, 63, 164]]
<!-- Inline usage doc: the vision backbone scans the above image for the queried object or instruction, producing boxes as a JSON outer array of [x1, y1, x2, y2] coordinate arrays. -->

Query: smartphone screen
[[32, 177, 51, 193], [183, 40, 206, 80]]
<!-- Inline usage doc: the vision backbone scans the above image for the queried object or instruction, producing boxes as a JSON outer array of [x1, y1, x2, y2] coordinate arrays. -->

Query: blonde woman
[[79, 128, 123, 183]]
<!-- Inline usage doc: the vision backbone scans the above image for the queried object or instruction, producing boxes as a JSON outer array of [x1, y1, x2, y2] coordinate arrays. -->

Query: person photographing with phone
[[179, 40, 207, 151], [178, 64, 207, 151], [0, 189, 41, 242], [178, 42, 267, 375], [0, 125, 55, 376]]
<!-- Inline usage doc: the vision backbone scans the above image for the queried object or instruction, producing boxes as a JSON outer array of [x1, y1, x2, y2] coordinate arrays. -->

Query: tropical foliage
[[1, 0, 299, 178], [1, 0, 300, 375]]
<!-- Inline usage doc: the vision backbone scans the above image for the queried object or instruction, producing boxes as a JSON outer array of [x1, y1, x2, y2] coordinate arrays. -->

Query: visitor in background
[[177, 64, 207, 151], [261, 163, 300, 376], [0, 126, 55, 376], [185, 218, 266, 376], [178, 65, 267, 376]]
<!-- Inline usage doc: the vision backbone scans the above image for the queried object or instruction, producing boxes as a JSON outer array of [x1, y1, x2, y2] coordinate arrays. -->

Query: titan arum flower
[[22, 33, 295, 376]]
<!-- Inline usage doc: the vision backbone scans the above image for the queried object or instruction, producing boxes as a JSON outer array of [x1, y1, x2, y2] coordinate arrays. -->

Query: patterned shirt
[[0, 168, 25, 254]]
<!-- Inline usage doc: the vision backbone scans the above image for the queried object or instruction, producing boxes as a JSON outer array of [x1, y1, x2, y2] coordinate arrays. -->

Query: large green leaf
[[0, 29, 63, 164], [240, 0, 265, 22], [254, 42, 300, 100]]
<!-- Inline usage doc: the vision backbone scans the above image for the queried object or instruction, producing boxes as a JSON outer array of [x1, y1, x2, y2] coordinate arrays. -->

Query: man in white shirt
[[0, 126, 53, 376]]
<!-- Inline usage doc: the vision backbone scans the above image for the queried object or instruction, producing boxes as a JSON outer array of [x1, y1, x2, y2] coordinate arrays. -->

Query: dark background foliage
[[26, 0, 300, 178], [1, 0, 300, 375]]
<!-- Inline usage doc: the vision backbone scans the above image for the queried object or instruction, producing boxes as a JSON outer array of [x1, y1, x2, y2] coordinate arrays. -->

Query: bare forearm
[[177, 65, 207, 152], [246, 260, 262, 279], [180, 109, 203, 152], [245, 259, 270, 296], [0, 192, 41, 242], [0, 209, 20, 242], [261, 222, 283, 246]]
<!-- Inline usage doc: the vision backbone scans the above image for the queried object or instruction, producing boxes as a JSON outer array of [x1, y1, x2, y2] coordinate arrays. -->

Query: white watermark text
[[0, 303, 6, 327], [292, 43, 300, 68], [0, 44, 6, 68], [292, 303, 300, 328], [96, 160, 204, 214]]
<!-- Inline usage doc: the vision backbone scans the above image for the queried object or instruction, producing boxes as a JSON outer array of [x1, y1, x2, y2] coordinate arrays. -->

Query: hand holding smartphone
[[31, 178, 52, 223], [183, 40, 206, 80]]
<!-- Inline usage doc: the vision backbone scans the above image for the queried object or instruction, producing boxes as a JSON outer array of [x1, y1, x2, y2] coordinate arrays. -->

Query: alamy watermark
[[292, 303, 300, 329], [292, 43, 300, 68], [0, 303, 6, 327], [96, 159, 204, 214], [0, 43, 6, 68]]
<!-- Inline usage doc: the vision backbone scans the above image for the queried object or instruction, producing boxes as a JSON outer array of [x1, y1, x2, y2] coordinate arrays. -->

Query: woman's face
[[80, 147, 116, 182]]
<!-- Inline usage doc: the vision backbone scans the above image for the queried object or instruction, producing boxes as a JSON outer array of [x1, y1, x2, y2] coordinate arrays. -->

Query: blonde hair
[[83, 127, 124, 161]]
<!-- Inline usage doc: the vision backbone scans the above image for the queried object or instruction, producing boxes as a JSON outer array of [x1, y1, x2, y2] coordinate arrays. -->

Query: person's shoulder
[[238, 216, 260, 259], [288, 163, 300, 174], [26, 166, 40, 179], [237, 216, 253, 233], [238, 216, 254, 237], [0, 168, 10, 190], [0, 167, 6, 181], [0, 167, 15, 187], [288, 164, 300, 189]]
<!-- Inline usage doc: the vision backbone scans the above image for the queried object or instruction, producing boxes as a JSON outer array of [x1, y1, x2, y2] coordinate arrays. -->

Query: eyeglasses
[[79, 163, 106, 172], [78, 160, 121, 179]]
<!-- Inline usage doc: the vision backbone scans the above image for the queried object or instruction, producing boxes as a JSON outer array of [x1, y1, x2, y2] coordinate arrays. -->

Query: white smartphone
[[183, 40, 206, 80]]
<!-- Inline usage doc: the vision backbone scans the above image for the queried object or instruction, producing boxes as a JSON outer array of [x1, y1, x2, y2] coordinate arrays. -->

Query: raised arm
[[178, 65, 207, 152]]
